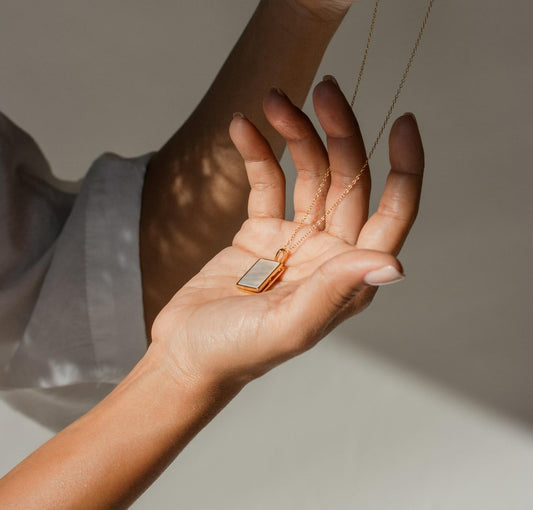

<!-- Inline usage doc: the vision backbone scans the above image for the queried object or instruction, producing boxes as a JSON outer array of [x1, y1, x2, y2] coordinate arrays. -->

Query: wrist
[[143, 339, 247, 406], [260, 0, 345, 33], [283, 0, 351, 25]]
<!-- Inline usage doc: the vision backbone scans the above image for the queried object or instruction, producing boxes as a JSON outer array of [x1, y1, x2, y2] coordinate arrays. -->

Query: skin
[[0, 78, 424, 509], [139, 0, 359, 338], [0, 1, 426, 507]]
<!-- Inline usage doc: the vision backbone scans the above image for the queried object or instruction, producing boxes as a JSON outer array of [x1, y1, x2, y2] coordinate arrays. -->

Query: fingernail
[[272, 87, 287, 98], [403, 112, 417, 122], [364, 265, 405, 286], [232, 112, 245, 119], [323, 74, 339, 87]]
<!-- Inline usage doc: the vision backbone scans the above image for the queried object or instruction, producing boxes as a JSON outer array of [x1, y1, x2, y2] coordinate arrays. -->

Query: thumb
[[287, 249, 404, 343]]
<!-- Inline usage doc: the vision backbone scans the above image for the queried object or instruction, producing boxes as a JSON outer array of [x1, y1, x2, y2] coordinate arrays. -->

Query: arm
[[140, 0, 355, 336], [0, 80, 424, 509], [0, 344, 230, 510]]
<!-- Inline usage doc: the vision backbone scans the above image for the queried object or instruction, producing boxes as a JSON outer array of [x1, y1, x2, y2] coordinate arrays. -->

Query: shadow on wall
[[335, 229, 533, 428]]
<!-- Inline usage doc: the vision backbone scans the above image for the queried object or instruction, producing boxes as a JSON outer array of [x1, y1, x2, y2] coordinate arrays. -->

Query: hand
[[151, 77, 424, 391], [288, 0, 357, 23], [139, 0, 355, 338]]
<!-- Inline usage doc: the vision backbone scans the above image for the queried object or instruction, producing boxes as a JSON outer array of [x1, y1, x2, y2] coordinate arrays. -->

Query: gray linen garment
[[0, 111, 150, 431]]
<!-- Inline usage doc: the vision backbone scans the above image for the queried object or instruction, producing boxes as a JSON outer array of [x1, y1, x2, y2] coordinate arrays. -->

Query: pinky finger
[[229, 113, 286, 220], [356, 112, 424, 255]]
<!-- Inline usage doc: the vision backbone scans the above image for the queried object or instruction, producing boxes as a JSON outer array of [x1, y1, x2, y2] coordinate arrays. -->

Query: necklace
[[237, 0, 435, 293]]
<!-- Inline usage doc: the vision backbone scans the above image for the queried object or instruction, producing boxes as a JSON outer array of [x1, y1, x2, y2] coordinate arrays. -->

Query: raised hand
[[151, 77, 424, 390], [139, 1, 362, 338]]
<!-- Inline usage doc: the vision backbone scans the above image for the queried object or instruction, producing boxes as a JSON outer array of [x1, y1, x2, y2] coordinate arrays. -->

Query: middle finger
[[263, 87, 330, 225], [313, 76, 371, 245]]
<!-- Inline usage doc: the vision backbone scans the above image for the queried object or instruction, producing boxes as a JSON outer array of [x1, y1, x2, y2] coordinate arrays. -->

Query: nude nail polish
[[364, 265, 405, 286], [323, 74, 339, 87]]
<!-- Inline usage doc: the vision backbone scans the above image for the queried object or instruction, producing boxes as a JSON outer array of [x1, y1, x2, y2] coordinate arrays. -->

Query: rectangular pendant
[[236, 258, 285, 293]]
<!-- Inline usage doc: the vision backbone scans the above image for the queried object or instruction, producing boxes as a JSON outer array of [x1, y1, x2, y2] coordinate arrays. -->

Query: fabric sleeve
[[0, 111, 152, 431]]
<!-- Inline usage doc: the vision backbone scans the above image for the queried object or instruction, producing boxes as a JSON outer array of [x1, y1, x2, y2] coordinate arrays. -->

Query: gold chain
[[282, 0, 379, 252], [283, 0, 435, 254], [350, 0, 380, 108]]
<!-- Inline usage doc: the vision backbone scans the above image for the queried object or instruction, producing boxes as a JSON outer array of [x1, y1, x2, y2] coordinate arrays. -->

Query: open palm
[[151, 78, 424, 388]]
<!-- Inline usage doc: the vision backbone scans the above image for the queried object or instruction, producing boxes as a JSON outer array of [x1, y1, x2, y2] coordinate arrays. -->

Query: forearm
[[0, 345, 239, 510], [140, 0, 348, 335], [155, 0, 344, 164]]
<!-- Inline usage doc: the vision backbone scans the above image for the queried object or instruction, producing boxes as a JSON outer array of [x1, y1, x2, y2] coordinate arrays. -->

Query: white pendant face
[[236, 258, 285, 293]]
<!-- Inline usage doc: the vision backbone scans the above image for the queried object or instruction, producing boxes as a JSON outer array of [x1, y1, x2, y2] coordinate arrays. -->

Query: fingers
[[285, 249, 404, 349], [313, 76, 371, 244], [229, 113, 286, 220], [356, 113, 424, 255], [263, 88, 329, 225]]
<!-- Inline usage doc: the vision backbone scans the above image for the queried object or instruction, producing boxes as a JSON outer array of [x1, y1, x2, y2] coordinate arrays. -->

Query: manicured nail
[[232, 112, 245, 119], [272, 87, 287, 98], [323, 74, 339, 87], [364, 265, 405, 286]]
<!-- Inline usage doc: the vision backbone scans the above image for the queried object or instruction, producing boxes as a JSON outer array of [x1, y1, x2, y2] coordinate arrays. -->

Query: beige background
[[1, 0, 532, 508]]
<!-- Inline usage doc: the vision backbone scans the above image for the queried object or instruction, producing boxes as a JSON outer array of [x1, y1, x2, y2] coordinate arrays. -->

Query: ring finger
[[356, 112, 424, 255], [313, 76, 371, 244]]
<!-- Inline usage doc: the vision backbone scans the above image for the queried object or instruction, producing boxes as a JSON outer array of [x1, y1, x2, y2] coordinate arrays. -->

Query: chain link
[[351, 0, 380, 109]]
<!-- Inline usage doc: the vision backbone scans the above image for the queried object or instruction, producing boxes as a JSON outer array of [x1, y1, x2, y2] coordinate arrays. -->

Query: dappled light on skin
[[140, 126, 253, 341], [170, 175, 194, 208], [136, 0, 334, 344]]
